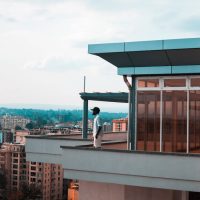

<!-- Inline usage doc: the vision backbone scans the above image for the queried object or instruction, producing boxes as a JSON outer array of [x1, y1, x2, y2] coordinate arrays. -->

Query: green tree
[[25, 122, 34, 130], [0, 171, 7, 200], [35, 116, 47, 128], [20, 183, 42, 200], [0, 171, 6, 189], [15, 125, 23, 130]]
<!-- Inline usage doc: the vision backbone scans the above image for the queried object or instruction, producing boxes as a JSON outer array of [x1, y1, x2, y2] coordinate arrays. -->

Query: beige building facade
[[112, 118, 128, 132], [0, 142, 64, 199], [27, 161, 63, 200], [0, 115, 30, 129]]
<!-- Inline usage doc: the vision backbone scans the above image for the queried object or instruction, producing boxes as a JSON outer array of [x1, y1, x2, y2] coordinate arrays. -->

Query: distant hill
[[0, 107, 127, 128]]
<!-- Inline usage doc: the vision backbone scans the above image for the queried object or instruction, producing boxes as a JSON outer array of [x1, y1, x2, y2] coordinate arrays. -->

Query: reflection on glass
[[189, 91, 200, 153], [191, 78, 200, 87], [162, 91, 187, 152], [137, 91, 160, 151], [138, 79, 159, 88], [164, 79, 186, 87]]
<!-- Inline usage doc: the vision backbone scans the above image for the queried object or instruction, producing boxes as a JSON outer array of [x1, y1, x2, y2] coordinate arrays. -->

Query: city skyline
[[1, 0, 200, 111]]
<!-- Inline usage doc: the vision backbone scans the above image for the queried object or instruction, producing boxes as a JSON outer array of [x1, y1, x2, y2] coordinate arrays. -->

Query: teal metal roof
[[80, 92, 128, 103], [88, 38, 200, 75]]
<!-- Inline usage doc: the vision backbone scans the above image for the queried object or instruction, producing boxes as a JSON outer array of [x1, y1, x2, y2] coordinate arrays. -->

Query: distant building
[[1, 129, 14, 143], [0, 143, 64, 199], [55, 122, 73, 129], [0, 139, 64, 199], [27, 161, 63, 200], [0, 143, 12, 191], [10, 144, 27, 191], [103, 122, 112, 133], [88, 119, 93, 130], [0, 143, 26, 192], [112, 118, 128, 132], [68, 181, 79, 200], [15, 130, 30, 144], [0, 114, 30, 129]]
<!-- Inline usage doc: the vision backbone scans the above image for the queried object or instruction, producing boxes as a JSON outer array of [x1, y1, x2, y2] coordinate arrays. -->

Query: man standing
[[91, 107, 103, 148]]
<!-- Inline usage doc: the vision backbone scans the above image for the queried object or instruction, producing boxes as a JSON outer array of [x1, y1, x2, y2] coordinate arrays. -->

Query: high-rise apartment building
[[0, 143, 12, 191], [27, 161, 63, 200], [0, 114, 30, 129], [0, 143, 27, 195], [1, 129, 14, 143], [0, 142, 64, 199], [10, 144, 27, 191]]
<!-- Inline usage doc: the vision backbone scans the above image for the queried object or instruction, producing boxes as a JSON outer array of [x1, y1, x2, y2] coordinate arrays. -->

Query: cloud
[[0, 14, 17, 23], [2, 0, 200, 108], [177, 16, 200, 33], [23, 54, 115, 81], [24, 56, 86, 72]]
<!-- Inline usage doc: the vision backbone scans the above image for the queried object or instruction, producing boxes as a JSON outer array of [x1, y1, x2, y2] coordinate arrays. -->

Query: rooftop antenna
[[84, 76, 86, 93]]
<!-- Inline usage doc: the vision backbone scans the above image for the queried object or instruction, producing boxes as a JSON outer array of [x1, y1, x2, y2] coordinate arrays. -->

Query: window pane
[[189, 91, 200, 153], [164, 79, 186, 87], [191, 78, 200, 87], [162, 91, 187, 153], [138, 79, 159, 88], [137, 91, 160, 151]]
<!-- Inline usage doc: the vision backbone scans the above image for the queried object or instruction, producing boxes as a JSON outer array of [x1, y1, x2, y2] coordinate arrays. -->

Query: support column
[[127, 76, 136, 150], [127, 89, 132, 150], [82, 99, 88, 139], [131, 76, 136, 150]]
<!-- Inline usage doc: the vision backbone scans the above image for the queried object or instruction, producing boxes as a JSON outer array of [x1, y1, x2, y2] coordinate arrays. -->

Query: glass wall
[[136, 76, 200, 153], [189, 90, 200, 153], [162, 91, 187, 153], [137, 91, 160, 151]]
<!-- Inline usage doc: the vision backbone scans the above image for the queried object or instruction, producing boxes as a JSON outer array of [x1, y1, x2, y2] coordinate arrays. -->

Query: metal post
[[131, 76, 136, 150], [82, 99, 88, 139], [84, 76, 86, 93]]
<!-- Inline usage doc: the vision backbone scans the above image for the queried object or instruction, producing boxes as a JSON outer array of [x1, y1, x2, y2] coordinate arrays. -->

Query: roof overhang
[[88, 38, 200, 76], [80, 92, 128, 103]]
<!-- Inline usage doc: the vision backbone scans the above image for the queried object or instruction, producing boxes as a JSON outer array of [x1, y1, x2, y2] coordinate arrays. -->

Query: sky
[[0, 0, 200, 112]]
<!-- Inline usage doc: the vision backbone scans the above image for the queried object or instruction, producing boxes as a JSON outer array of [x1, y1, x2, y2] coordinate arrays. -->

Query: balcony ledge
[[25, 135, 200, 192]]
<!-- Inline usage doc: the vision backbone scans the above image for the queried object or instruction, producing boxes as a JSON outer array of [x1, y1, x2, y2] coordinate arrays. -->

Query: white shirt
[[93, 114, 103, 137]]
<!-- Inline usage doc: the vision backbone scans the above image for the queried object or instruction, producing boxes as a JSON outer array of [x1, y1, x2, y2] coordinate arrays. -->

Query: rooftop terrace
[[25, 132, 200, 192]]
